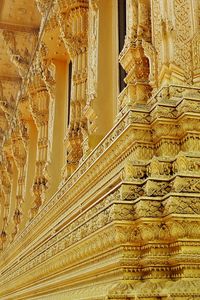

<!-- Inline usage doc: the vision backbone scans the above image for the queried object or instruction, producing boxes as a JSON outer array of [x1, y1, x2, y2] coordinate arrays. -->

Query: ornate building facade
[[0, 0, 200, 299]]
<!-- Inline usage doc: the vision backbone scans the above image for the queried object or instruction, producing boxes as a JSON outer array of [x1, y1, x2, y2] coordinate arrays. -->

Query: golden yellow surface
[[0, 0, 200, 299]]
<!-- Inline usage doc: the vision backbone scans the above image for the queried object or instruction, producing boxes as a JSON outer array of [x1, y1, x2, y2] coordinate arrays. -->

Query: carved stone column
[[191, 0, 200, 86], [0, 88, 14, 246], [83, 0, 98, 157], [57, 0, 89, 178], [11, 119, 28, 239], [0, 152, 13, 248], [28, 74, 51, 218], [118, 0, 152, 116], [0, 79, 28, 238], [192, 33, 200, 86], [0, 109, 8, 152], [151, 0, 196, 86]]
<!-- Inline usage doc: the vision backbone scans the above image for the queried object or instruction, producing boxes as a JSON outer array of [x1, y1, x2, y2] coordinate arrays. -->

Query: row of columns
[[0, 0, 199, 249]]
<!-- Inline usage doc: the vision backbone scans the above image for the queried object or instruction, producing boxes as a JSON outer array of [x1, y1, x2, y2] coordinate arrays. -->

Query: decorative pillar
[[0, 79, 28, 238], [118, 0, 152, 116], [151, 0, 195, 86], [0, 108, 8, 153], [28, 74, 51, 218], [0, 152, 13, 249], [0, 84, 15, 245], [57, 0, 89, 178], [191, 0, 200, 86], [11, 119, 28, 239], [83, 0, 98, 155]]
